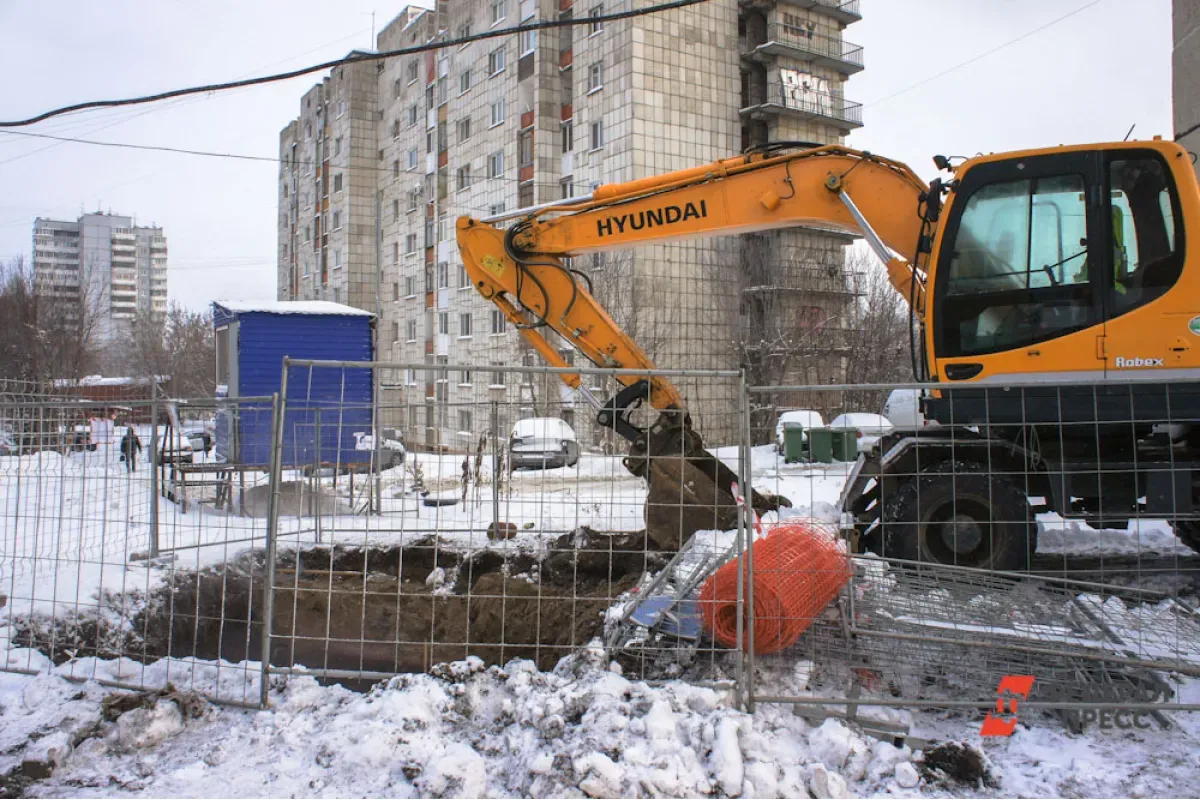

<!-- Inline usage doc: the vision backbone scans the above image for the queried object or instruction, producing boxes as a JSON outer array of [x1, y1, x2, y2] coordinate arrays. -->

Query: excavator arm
[[456, 145, 933, 549]]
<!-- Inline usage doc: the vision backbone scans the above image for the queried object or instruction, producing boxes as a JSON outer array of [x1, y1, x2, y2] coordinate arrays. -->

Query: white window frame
[[589, 119, 604, 151], [589, 5, 604, 35], [491, 0, 506, 25], [490, 99, 506, 128], [407, 60, 419, 84], [459, 70, 471, 95], [456, 165, 471, 191], [587, 62, 603, 94], [405, 276, 418, 297], [458, 312, 473, 338], [407, 148, 418, 170], [490, 309, 507, 335], [405, 319, 418, 342], [405, 233, 418, 254], [438, 312, 449, 335], [488, 150, 505, 178], [488, 47, 506, 76]]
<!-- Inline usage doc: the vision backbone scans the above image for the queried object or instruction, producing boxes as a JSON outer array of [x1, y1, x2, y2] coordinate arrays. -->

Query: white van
[[882, 389, 927, 429]]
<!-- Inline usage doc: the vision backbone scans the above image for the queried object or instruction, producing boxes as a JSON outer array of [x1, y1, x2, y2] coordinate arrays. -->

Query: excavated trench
[[16, 529, 666, 680]]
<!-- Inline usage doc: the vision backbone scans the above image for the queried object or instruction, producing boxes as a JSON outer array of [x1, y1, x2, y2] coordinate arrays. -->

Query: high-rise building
[[32, 212, 168, 346], [1175, 0, 1200, 159], [278, 0, 864, 446]]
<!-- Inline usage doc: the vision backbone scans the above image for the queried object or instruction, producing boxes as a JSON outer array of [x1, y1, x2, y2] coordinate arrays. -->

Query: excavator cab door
[[930, 151, 1109, 383]]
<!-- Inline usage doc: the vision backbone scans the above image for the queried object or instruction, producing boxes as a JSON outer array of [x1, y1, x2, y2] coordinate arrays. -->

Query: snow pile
[[20, 649, 916, 798]]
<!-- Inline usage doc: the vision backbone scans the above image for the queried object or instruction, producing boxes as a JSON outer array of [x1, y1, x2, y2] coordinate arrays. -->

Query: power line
[[0, 129, 601, 187], [0, 0, 709, 128], [862, 0, 1104, 109]]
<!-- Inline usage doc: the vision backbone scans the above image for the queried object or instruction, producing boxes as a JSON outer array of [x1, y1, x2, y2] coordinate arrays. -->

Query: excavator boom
[[456, 144, 932, 549]]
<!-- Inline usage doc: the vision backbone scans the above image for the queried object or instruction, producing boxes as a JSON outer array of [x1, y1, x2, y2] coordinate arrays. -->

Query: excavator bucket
[[632, 415, 789, 552]]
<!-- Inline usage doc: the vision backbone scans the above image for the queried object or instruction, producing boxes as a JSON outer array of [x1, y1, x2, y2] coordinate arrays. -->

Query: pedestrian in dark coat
[[120, 427, 142, 473]]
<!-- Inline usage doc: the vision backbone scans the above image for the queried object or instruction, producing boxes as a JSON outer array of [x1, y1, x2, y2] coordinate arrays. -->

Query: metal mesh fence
[[3, 368, 1200, 731]]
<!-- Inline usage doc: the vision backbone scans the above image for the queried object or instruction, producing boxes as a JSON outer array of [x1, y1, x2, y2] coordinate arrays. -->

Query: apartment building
[[278, 0, 864, 447], [1175, 0, 1200, 159], [32, 212, 168, 347]]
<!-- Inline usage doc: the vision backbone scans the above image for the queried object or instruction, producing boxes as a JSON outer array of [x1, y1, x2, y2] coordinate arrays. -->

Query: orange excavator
[[457, 140, 1200, 568]]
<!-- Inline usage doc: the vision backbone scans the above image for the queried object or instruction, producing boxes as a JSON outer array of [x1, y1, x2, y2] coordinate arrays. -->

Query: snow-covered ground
[[3, 648, 1200, 798], [3, 442, 1200, 797]]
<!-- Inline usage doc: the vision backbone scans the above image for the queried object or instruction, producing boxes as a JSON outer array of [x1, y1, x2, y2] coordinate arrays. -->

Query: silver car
[[509, 417, 580, 470]]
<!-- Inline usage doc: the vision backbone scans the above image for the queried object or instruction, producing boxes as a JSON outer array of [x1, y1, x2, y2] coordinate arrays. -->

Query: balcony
[[738, 0, 861, 25], [744, 26, 863, 74], [741, 82, 862, 130]]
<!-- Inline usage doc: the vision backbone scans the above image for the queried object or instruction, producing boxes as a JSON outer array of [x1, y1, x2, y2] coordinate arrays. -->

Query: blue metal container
[[212, 301, 374, 467]]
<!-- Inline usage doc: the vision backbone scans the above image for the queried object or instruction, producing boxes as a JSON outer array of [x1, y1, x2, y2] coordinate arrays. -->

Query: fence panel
[[260, 360, 753, 692], [745, 378, 1200, 731], [0, 394, 274, 707]]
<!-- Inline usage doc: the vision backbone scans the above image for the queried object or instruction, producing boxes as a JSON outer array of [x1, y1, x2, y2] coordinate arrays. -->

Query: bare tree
[[840, 249, 915, 413], [0, 257, 99, 382], [121, 303, 216, 397]]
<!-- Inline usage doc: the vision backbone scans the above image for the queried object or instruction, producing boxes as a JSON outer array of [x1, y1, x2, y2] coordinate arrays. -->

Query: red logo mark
[[980, 675, 1035, 736]]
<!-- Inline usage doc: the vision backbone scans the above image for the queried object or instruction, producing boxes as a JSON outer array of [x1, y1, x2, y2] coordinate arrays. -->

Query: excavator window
[[1107, 155, 1183, 317], [940, 173, 1095, 357]]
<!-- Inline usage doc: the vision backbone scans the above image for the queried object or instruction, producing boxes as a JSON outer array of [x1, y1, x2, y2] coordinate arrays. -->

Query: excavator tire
[[881, 461, 1036, 572]]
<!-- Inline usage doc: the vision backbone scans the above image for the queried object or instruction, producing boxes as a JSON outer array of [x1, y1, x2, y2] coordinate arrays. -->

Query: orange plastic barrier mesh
[[698, 523, 852, 654]]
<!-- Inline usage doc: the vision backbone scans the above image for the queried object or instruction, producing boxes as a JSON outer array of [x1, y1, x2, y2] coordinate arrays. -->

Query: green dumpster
[[831, 429, 858, 461], [807, 427, 834, 464], [782, 422, 806, 463]]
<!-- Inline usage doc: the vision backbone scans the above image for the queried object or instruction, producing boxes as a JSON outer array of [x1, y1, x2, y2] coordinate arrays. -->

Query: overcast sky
[[0, 0, 1175, 312]]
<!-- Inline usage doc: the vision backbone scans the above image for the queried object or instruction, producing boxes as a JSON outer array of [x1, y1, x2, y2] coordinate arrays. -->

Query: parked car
[[155, 431, 195, 465], [354, 428, 407, 470], [774, 410, 825, 454], [181, 419, 215, 454], [0, 428, 16, 456], [509, 417, 580, 470], [882, 389, 927, 428], [829, 412, 894, 454]]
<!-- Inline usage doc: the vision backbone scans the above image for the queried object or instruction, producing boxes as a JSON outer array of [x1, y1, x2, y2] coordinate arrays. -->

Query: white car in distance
[[829, 412, 894, 455]]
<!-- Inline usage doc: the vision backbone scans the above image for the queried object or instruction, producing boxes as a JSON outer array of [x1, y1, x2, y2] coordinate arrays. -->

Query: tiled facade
[[278, 0, 863, 447]]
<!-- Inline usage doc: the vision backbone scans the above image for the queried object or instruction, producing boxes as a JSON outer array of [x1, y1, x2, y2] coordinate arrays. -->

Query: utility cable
[[0, 0, 710, 128]]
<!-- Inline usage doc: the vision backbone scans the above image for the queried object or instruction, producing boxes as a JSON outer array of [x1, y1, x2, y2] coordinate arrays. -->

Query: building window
[[490, 99, 506, 127], [392, 119, 400, 139], [393, 241, 400, 263], [488, 202, 506, 217], [337, 100, 346, 117], [561, 176, 574, 199], [458, 22, 472, 44], [490, 309, 507, 334], [391, 321, 400, 342], [519, 28, 536, 56], [333, 173, 343, 193], [457, 409, 472, 432], [405, 233, 417, 253], [334, 137, 342, 155], [407, 60, 419, 84], [437, 120, 448, 152], [393, 160, 400, 178], [490, 364, 506, 386], [407, 104, 418, 127], [458, 263, 470, 288], [561, 119, 573, 152], [458, 313, 472, 337], [333, 248, 342, 267], [457, 165, 471, 191], [405, 276, 417, 297], [406, 319, 418, 341], [588, 62, 603, 92], [518, 129, 533, 166], [491, 0, 506, 25], [459, 70, 471, 95], [393, 282, 400, 301], [457, 117, 471, 143], [437, 261, 449, 288], [590, 119, 604, 150], [437, 312, 449, 335], [407, 148, 418, 169], [304, 225, 311, 242], [332, 210, 341, 229], [487, 150, 505, 178], [488, 47, 506, 76], [589, 4, 604, 35], [393, 199, 400, 219], [458, 372, 473, 390]]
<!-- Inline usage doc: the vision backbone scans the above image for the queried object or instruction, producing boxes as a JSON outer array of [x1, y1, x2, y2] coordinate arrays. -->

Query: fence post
[[260, 367, 288, 708], [148, 383, 160, 560], [490, 400, 500, 529], [738, 371, 757, 712]]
